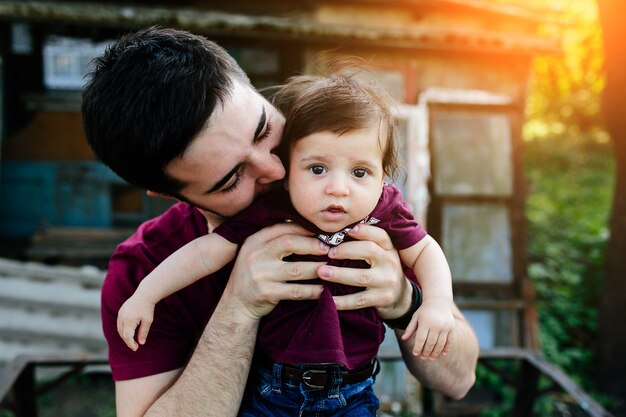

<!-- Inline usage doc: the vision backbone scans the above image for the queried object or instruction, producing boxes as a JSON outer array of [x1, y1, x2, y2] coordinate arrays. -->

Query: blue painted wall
[[0, 161, 125, 238]]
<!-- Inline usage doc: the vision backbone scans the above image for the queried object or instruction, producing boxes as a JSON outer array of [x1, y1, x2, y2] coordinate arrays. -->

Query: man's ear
[[146, 190, 177, 201]]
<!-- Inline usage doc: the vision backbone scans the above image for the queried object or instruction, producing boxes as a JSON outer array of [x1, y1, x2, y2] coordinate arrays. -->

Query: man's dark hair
[[82, 27, 251, 196]]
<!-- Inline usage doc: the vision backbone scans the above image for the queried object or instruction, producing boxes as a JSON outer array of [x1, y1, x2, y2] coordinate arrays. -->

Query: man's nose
[[255, 152, 285, 185]]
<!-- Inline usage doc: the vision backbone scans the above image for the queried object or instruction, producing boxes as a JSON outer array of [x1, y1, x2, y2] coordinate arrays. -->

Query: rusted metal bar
[[512, 358, 541, 417], [35, 365, 87, 397], [0, 356, 31, 409], [479, 348, 613, 417], [0, 353, 109, 417], [12, 363, 37, 417], [524, 353, 612, 417], [1, 350, 614, 417]]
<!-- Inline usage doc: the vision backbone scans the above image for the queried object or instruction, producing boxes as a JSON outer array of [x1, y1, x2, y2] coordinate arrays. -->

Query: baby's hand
[[401, 298, 454, 360], [116, 295, 156, 351]]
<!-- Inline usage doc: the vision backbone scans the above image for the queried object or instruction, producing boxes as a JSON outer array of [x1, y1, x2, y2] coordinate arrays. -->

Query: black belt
[[281, 359, 379, 389]]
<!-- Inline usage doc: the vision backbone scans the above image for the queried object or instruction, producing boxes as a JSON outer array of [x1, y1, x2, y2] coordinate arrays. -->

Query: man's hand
[[316, 223, 412, 320], [224, 222, 330, 320]]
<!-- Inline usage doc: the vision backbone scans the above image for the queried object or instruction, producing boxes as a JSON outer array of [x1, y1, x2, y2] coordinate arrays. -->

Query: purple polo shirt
[[216, 183, 426, 369]]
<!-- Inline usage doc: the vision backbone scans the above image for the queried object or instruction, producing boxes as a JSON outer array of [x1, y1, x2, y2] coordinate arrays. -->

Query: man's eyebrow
[[253, 106, 267, 144]]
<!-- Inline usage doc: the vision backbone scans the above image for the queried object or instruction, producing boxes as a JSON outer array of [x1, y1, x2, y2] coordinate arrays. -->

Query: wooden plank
[[0, 307, 104, 345], [0, 257, 105, 287], [0, 340, 105, 364], [0, 258, 107, 368], [26, 227, 134, 262], [0, 276, 100, 312], [0, 1, 561, 54]]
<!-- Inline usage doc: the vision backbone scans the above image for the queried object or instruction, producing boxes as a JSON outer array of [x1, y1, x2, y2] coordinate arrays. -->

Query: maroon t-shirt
[[102, 184, 426, 380], [216, 183, 426, 369], [101, 202, 235, 381]]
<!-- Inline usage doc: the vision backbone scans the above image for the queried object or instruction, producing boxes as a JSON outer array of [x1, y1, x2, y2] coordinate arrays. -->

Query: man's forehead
[[227, 81, 263, 110]]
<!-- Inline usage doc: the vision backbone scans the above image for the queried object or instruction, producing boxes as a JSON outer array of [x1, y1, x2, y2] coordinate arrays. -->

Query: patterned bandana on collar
[[317, 216, 381, 246]]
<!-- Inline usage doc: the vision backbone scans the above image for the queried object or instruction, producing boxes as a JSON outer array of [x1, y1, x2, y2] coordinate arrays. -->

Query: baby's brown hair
[[270, 74, 399, 181]]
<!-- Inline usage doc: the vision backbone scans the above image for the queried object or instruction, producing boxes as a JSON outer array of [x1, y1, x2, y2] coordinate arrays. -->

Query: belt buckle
[[301, 369, 327, 389]]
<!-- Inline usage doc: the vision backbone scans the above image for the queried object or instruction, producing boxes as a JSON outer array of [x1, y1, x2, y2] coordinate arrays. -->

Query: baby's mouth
[[325, 205, 346, 214], [321, 205, 347, 222]]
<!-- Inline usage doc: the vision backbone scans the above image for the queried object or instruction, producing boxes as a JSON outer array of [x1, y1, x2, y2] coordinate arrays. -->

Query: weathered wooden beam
[[0, 1, 560, 54]]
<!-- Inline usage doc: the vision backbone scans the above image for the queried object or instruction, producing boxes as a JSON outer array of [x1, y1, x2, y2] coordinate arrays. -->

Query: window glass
[[443, 203, 513, 283], [432, 112, 512, 196]]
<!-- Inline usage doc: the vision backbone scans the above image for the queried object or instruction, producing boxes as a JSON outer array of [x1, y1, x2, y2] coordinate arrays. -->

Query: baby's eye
[[353, 168, 368, 178], [309, 165, 327, 175]]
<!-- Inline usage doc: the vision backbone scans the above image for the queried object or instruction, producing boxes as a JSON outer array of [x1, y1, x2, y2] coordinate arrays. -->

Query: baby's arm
[[117, 233, 238, 350], [399, 235, 454, 360]]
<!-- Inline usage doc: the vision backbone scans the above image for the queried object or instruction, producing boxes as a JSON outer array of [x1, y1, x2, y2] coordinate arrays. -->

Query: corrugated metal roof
[[0, 1, 560, 54]]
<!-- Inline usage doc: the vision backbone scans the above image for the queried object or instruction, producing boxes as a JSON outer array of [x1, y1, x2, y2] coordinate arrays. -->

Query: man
[[82, 27, 479, 417]]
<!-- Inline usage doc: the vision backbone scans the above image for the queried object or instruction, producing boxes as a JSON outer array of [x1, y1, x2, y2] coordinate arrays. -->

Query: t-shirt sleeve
[[100, 220, 232, 381], [378, 184, 427, 250], [102, 247, 195, 381]]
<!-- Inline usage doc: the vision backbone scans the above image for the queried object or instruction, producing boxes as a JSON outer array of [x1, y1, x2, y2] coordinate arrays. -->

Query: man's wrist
[[382, 280, 422, 330]]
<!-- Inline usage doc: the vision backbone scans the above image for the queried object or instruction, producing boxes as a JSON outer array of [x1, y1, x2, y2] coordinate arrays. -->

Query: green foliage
[[474, 138, 613, 416], [0, 373, 116, 417], [526, 138, 613, 392], [512, 0, 611, 405], [517, 0, 610, 394], [475, 361, 516, 417]]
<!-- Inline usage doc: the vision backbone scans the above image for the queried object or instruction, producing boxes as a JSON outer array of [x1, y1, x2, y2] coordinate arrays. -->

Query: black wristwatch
[[382, 280, 422, 330]]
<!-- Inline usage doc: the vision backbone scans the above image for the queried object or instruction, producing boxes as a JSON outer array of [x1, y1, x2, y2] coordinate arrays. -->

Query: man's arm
[[114, 223, 328, 417], [136, 293, 260, 416], [396, 303, 478, 399]]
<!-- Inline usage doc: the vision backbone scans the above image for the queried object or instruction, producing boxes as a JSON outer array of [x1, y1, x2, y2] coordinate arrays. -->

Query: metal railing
[[0, 349, 613, 417]]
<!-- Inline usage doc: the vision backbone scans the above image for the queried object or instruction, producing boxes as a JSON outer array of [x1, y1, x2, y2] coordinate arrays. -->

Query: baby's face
[[286, 128, 386, 233]]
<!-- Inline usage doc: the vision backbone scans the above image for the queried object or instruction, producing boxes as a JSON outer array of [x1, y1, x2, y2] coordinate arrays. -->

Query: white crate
[[43, 36, 111, 90]]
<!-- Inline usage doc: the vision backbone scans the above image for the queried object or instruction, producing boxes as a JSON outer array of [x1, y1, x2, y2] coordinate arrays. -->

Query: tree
[[597, 0, 626, 413]]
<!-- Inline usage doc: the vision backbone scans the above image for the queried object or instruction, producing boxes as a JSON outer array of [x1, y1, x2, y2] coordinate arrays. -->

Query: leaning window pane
[[432, 112, 513, 196], [443, 203, 513, 283]]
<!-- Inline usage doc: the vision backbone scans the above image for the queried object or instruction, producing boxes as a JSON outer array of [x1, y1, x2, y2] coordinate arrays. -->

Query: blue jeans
[[239, 362, 380, 417]]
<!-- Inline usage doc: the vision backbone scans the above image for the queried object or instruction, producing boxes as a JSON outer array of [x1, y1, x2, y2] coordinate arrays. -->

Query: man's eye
[[353, 168, 368, 178], [259, 121, 272, 141], [222, 171, 242, 193], [309, 165, 326, 175]]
